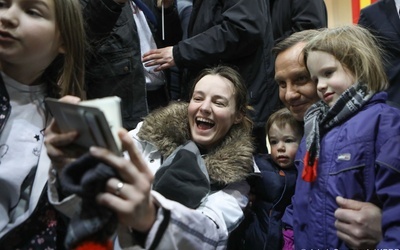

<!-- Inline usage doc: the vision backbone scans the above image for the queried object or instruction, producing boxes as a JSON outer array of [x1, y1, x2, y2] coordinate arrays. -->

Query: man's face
[[274, 42, 320, 121]]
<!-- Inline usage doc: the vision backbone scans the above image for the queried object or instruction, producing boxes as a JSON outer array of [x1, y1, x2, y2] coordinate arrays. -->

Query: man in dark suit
[[358, 0, 400, 107]]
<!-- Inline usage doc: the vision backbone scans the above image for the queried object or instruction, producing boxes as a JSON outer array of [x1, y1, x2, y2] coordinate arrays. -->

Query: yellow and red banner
[[352, 0, 378, 23]]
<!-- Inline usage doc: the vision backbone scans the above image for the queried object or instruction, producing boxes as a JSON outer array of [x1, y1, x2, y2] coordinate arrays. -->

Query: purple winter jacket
[[284, 92, 400, 249]]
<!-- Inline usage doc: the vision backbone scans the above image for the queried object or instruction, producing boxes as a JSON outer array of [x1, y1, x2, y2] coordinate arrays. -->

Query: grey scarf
[[302, 84, 373, 182]]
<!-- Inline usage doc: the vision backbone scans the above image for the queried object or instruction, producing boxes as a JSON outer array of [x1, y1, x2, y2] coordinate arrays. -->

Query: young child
[[242, 107, 303, 250], [0, 0, 85, 248], [288, 25, 400, 248]]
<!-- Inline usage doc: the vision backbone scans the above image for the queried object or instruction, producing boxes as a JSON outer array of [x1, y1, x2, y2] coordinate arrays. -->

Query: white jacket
[[49, 102, 254, 250], [113, 123, 250, 249], [0, 145, 50, 239]]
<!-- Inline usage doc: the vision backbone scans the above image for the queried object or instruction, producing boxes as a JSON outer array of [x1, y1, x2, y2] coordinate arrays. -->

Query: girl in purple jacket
[[287, 25, 400, 249]]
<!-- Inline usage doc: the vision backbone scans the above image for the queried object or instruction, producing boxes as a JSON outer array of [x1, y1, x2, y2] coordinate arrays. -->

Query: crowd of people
[[0, 0, 399, 249]]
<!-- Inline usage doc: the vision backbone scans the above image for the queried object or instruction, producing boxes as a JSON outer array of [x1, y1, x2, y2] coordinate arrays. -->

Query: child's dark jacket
[[241, 154, 297, 250]]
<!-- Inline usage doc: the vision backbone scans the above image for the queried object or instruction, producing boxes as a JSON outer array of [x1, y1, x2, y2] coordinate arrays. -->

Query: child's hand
[[44, 95, 82, 173], [334, 196, 382, 249]]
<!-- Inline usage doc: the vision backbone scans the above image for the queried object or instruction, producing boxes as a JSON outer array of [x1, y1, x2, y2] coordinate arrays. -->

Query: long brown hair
[[43, 0, 86, 99]]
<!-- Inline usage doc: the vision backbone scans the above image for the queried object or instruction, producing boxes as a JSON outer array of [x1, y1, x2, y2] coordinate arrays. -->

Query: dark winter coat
[[241, 154, 296, 250], [173, 0, 279, 129], [81, 0, 182, 130]]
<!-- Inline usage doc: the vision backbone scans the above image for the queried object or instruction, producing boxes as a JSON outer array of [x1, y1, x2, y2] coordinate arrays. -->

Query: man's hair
[[272, 29, 320, 58]]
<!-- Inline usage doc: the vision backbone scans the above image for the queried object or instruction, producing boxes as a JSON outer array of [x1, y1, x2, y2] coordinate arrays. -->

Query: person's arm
[[334, 197, 382, 249], [176, 0, 266, 68], [81, 0, 126, 42], [290, 0, 327, 32], [272, 0, 327, 44], [47, 108, 247, 249], [358, 8, 382, 40], [143, 0, 268, 71], [152, 0, 183, 46], [93, 130, 248, 249], [357, 7, 395, 48], [115, 187, 247, 249], [146, 183, 247, 249], [357, 8, 371, 30]]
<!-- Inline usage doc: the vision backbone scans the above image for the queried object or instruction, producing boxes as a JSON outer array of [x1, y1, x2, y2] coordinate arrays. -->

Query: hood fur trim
[[138, 102, 254, 185]]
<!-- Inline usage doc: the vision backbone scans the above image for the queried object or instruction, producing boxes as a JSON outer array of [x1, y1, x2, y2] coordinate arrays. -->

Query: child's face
[[307, 51, 355, 107], [0, 0, 64, 83], [268, 123, 300, 169]]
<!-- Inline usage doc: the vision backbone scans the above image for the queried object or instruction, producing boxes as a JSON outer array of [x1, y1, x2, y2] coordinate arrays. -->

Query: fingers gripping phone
[[45, 97, 123, 155]]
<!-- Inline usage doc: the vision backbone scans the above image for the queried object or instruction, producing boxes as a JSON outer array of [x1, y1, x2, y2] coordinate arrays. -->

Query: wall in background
[[325, 0, 378, 27]]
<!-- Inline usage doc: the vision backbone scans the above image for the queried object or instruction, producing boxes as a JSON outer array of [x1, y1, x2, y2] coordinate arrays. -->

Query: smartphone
[[45, 97, 122, 155]]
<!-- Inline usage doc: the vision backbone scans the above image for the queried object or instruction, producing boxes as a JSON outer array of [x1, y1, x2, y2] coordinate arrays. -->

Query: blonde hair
[[43, 0, 86, 99], [303, 25, 388, 92]]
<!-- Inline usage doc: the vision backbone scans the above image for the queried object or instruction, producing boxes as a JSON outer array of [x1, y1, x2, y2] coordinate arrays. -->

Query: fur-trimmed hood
[[137, 102, 254, 185]]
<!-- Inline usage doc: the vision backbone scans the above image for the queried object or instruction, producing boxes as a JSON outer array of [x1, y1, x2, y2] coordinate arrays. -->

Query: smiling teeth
[[196, 117, 214, 124]]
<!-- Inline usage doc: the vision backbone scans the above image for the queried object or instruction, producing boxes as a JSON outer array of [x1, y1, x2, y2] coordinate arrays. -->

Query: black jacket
[[173, 0, 279, 129], [81, 0, 182, 130], [243, 154, 297, 250], [358, 0, 400, 107], [269, 0, 327, 44]]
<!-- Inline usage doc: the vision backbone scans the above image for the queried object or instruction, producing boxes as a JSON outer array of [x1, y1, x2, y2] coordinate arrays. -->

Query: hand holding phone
[[45, 96, 123, 155]]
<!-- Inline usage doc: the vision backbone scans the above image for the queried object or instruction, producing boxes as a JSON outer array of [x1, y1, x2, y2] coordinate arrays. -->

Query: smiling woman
[[45, 65, 256, 249], [188, 67, 250, 150]]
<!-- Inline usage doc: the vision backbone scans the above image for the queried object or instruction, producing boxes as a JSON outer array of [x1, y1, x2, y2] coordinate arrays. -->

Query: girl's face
[[268, 123, 300, 169], [307, 51, 355, 107], [188, 74, 242, 150], [0, 0, 64, 84]]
